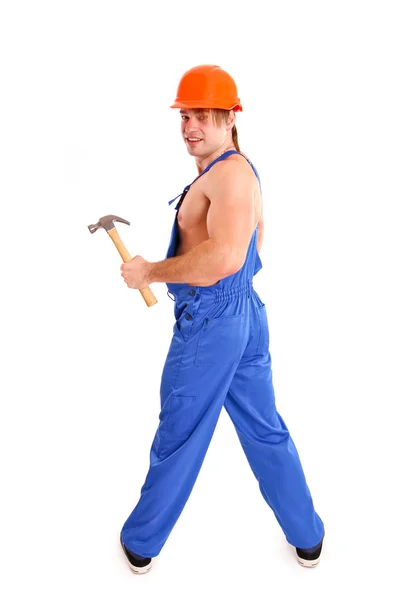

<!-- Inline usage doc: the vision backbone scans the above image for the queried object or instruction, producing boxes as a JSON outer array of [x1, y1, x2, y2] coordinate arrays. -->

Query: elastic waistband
[[167, 279, 254, 302], [214, 280, 253, 301]]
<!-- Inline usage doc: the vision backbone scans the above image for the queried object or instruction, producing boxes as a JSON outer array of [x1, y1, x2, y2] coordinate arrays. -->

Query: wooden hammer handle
[[107, 227, 158, 307]]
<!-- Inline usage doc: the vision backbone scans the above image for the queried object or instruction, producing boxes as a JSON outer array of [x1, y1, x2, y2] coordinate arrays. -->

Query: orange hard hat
[[170, 65, 243, 112]]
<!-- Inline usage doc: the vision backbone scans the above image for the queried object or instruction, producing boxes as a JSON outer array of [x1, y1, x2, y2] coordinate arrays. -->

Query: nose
[[184, 117, 198, 135]]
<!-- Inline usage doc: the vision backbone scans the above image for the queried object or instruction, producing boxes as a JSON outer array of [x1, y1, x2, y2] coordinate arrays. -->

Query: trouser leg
[[121, 316, 240, 557], [224, 305, 324, 548]]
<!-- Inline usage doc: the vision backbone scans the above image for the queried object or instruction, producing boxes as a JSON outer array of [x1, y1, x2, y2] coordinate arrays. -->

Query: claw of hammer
[[88, 214, 157, 308]]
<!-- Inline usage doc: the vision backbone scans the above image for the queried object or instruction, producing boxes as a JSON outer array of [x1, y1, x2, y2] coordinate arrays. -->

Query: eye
[[181, 115, 189, 120]]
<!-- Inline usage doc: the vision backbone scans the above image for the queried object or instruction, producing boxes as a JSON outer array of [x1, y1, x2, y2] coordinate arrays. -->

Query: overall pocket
[[195, 314, 244, 366]]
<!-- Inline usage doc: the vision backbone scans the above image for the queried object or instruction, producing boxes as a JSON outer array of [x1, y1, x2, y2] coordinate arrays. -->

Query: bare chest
[[175, 186, 210, 255]]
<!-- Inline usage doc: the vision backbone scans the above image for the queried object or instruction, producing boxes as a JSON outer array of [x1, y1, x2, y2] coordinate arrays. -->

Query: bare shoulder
[[203, 153, 256, 196], [201, 153, 263, 234]]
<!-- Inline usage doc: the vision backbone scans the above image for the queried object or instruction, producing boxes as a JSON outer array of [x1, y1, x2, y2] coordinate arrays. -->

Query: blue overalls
[[121, 150, 324, 557]]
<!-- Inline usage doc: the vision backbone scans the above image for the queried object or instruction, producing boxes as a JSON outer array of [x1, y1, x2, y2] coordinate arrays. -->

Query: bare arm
[[146, 240, 233, 284], [147, 162, 256, 284], [257, 213, 264, 255]]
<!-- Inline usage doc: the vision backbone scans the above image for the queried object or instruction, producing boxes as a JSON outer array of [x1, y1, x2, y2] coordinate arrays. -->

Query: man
[[120, 65, 325, 574]]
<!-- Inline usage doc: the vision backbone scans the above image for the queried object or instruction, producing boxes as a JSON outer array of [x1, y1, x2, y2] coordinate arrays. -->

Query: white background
[[1, 1, 399, 598]]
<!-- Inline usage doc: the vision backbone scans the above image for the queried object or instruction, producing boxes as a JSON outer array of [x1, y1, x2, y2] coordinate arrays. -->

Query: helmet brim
[[170, 100, 243, 112]]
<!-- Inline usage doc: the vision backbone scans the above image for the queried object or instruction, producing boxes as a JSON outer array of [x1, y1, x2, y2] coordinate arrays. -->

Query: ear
[[226, 110, 236, 131]]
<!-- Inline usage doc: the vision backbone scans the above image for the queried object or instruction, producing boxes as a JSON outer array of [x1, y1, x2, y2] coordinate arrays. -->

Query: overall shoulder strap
[[168, 149, 261, 207]]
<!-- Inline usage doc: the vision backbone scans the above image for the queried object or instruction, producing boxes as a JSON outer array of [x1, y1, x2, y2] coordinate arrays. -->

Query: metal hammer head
[[87, 214, 130, 234]]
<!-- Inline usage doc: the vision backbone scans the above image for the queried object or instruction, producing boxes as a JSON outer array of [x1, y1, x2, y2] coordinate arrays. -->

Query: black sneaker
[[120, 534, 152, 574], [296, 536, 324, 568]]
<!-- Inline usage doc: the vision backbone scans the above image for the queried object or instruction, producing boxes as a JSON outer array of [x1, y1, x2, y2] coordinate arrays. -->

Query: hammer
[[88, 214, 158, 307]]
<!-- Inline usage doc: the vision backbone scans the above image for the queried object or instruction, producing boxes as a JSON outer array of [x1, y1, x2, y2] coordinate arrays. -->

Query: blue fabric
[[121, 154, 324, 557]]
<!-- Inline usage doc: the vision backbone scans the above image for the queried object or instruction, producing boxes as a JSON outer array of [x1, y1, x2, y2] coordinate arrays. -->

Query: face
[[180, 109, 234, 157]]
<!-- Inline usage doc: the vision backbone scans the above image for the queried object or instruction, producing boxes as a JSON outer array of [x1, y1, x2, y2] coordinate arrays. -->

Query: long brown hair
[[209, 108, 241, 152]]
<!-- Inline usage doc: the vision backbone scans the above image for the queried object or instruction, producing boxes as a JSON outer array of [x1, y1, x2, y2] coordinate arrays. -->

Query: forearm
[[147, 238, 240, 284]]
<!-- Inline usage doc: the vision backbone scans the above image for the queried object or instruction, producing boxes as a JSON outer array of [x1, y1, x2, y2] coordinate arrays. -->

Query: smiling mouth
[[186, 137, 202, 143]]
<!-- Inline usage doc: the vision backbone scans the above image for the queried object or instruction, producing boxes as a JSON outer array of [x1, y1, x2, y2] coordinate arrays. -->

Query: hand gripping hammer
[[88, 214, 158, 307]]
